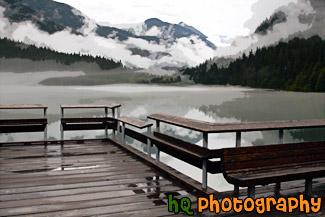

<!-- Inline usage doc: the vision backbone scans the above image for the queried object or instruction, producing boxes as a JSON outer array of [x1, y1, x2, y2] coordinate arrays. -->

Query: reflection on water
[[1, 72, 325, 191]]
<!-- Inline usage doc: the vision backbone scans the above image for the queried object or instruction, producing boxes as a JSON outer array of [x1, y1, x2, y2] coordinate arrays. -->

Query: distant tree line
[[183, 36, 325, 92], [149, 75, 181, 84], [0, 37, 123, 70]]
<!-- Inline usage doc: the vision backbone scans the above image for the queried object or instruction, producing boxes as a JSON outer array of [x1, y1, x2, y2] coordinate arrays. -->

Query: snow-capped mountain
[[112, 18, 216, 50], [0, 0, 217, 74], [214, 0, 325, 58]]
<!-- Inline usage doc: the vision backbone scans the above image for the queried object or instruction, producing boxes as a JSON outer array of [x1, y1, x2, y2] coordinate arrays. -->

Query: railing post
[[116, 120, 120, 141], [122, 122, 126, 144], [60, 107, 64, 141], [248, 186, 255, 198], [202, 159, 208, 189], [156, 120, 160, 132], [278, 129, 284, 144], [147, 126, 152, 158], [156, 147, 160, 163], [236, 131, 241, 147], [104, 107, 108, 139], [117, 107, 121, 118], [202, 132, 208, 189], [305, 178, 312, 196], [203, 132, 208, 148], [234, 186, 239, 195], [112, 108, 116, 138], [43, 108, 47, 142], [275, 182, 281, 195], [234, 131, 241, 192], [112, 108, 115, 118], [155, 120, 160, 162]]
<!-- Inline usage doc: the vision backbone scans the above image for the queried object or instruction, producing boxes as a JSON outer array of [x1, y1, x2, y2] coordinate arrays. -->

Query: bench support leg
[[44, 125, 47, 143], [147, 126, 152, 158], [105, 125, 108, 139], [156, 147, 160, 163], [44, 108, 47, 143], [155, 121, 160, 162], [202, 159, 208, 189], [112, 109, 116, 138], [278, 129, 284, 144], [248, 186, 255, 198], [236, 131, 241, 147], [105, 108, 108, 139], [234, 186, 239, 195], [305, 178, 312, 196], [275, 182, 281, 195], [60, 108, 64, 143], [117, 107, 121, 118], [203, 132, 208, 148], [116, 121, 120, 141], [60, 125, 64, 141], [156, 121, 160, 133], [122, 123, 126, 144]]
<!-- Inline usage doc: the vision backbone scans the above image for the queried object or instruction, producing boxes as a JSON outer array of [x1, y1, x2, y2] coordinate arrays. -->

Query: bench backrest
[[221, 141, 325, 171], [152, 132, 222, 173]]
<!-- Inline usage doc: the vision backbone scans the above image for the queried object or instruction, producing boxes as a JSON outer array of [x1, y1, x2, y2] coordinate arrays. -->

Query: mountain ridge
[[0, 0, 217, 73]]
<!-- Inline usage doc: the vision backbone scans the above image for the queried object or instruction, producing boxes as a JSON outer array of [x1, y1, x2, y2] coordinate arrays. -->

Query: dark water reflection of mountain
[[199, 90, 325, 144]]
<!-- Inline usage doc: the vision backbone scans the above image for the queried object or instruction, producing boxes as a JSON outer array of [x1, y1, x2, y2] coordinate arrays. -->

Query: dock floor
[[0, 140, 200, 216]]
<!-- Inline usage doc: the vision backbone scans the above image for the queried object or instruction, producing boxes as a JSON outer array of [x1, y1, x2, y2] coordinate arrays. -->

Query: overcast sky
[[56, 0, 296, 45]]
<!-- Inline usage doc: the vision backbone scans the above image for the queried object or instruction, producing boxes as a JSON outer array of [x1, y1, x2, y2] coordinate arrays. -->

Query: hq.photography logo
[[168, 194, 322, 215]]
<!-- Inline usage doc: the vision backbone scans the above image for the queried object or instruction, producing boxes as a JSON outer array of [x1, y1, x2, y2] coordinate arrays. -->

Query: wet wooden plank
[[0, 193, 193, 217], [0, 167, 154, 184], [118, 116, 153, 129], [0, 179, 172, 201], [0, 176, 166, 195], [61, 104, 121, 109], [0, 104, 48, 109]]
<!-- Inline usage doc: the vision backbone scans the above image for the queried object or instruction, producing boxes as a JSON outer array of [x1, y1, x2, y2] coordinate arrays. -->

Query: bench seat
[[225, 161, 325, 187], [0, 119, 47, 133], [221, 141, 325, 197], [61, 117, 117, 131]]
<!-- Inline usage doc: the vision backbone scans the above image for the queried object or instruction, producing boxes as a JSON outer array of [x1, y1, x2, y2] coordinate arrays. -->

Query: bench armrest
[[60, 104, 121, 109], [0, 104, 48, 109], [118, 116, 152, 129]]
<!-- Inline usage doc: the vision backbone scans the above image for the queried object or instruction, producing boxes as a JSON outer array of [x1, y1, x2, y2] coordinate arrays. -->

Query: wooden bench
[[148, 113, 325, 191], [117, 116, 153, 150], [0, 104, 48, 141], [60, 104, 121, 140], [220, 141, 325, 197], [115, 116, 222, 189]]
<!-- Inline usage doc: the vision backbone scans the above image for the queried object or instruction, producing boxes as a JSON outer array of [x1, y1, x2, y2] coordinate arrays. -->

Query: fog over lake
[[1, 71, 325, 191]]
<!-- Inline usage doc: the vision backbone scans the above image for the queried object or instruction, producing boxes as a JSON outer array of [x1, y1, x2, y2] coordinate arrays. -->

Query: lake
[[1, 71, 325, 191]]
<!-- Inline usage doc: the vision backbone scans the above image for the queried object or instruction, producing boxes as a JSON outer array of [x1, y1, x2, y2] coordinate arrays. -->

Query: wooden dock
[[1, 104, 325, 216]]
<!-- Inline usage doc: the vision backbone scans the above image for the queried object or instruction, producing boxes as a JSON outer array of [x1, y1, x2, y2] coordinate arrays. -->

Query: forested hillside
[[0, 37, 123, 70], [183, 36, 325, 92]]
